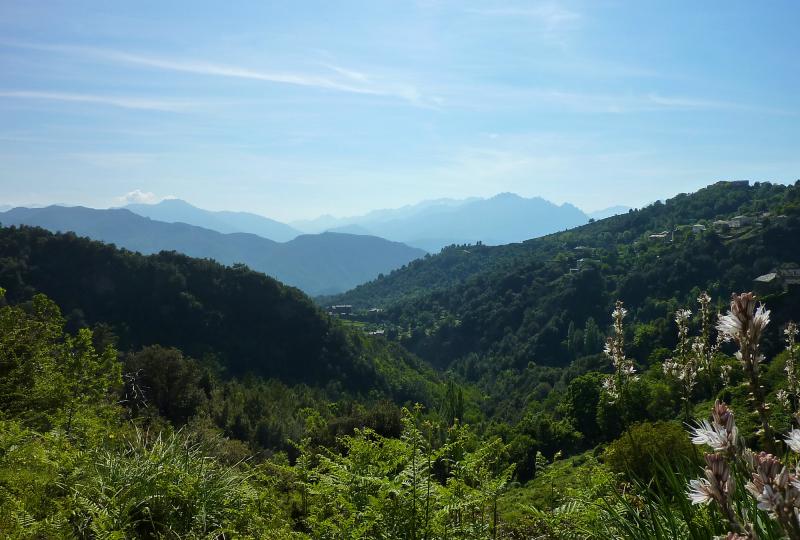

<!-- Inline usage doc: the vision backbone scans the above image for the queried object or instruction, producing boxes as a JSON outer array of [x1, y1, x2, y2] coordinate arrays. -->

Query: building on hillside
[[648, 231, 670, 240], [730, 215, 754, 228], [576, 258, 600, 269], [753, 263, 800, 295], [329, 304, 353, 316], [753, 272, 782, 295], [781, 263, 800, 286], [713, 219, 730, 229], [692, 224, 707, 233]]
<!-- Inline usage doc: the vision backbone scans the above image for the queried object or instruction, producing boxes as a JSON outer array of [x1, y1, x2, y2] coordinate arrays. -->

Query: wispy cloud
[[645, 93, 740, 111], [465, 2, 581, 43], [643, 93, 791, 115], [3, 41, 429, 106], [0, 90, 190, 111], [440, 84, 790, 115], [466, 4, 580, 26]]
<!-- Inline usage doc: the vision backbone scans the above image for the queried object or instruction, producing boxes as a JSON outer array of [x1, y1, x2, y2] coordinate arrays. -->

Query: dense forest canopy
[[0, 226, 438, 403]]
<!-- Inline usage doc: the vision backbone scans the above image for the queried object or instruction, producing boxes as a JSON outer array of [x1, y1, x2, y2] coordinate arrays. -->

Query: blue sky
[[0, 1, 798, 221]]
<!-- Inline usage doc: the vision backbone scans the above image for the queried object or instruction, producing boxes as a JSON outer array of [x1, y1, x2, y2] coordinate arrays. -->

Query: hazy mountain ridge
[[0, 205, 425, 295], [290, 197, 480, 233], [125, 198, 302, 242], [6, 193, 610, 253], [296, 193, 590, 251]]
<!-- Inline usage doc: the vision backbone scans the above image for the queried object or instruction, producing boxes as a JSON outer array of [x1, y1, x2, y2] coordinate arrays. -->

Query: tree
[[0, 290, 120, 435], [0, 290, 64, 424], [59, 327, 120, 436], [583, 317, 603, 355], [561, 373, 603, 445]]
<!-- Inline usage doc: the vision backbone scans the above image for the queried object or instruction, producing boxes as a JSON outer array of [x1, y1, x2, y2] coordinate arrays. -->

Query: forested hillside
[[0, 225, 437, 402], [332, 181, 797, 309], [331, 181, 800, 419]]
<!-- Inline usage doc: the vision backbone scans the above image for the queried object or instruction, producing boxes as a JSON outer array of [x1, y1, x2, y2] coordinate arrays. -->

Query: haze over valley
[[1, 192, 627, 293]]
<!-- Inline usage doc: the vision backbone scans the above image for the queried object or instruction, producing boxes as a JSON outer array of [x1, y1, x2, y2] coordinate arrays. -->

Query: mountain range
[[118, 195, 627, 254], [0, 205, 424, 295], [0, 195, 631, 294], [125, 198, 301, 242], [293, 193, 595, 252], [290, 197, 480, 234]]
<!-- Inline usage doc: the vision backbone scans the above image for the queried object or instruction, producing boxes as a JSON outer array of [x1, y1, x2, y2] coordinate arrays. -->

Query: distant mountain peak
[[124, 199, 301, 242], [291, 192, 590, 251], [146, 198, 192, 207], [491, 192, 522, 200]]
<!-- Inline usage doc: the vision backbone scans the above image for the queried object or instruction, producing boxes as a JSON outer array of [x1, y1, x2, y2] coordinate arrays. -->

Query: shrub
[[604, 421, 696, 482]]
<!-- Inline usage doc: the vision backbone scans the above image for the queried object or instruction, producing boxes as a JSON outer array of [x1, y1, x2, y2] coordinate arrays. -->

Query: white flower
[[602, 376, 616, 395], [691, 419, 735, 451], [663, 359, 677, 373], [786, 321, 798, 339], [622, 364, 637, 376], [784, 429, 800, 453], [753, 484, 780, 513], [687, 478, 714, 504], [776, 389, 791, 409], [753, 305, 770, 336], [716, 292, 770, 345], [719, 364, 732, 382], [716, 312, 742, 341], [675, 309, 692, 324]]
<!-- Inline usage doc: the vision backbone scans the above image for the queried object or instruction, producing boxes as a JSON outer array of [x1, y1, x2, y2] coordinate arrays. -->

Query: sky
[[0, 1, 798, 222]]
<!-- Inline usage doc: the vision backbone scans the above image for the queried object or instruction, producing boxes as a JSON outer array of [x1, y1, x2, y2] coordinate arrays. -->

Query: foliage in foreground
[[291, 410, 514, 539], [0, 289, 519, 538]]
